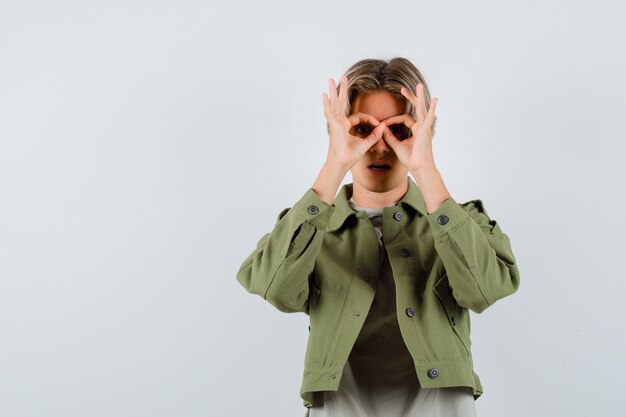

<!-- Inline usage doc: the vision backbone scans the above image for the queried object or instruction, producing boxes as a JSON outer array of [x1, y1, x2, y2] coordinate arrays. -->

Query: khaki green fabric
[[236, 176, 520, 408]]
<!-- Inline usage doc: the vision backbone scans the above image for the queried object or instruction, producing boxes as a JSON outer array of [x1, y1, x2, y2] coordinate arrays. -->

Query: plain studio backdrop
[[1, 0, 625, 416]]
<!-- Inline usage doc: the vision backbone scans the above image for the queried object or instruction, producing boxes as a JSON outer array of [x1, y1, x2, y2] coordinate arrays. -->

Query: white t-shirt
[[307, 198, 476, 417]]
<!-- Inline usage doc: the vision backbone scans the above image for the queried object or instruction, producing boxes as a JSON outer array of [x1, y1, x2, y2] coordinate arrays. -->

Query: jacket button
[[393, 211, 403, 221], [406, 307, 415, 317], [437, 215, 449, 225], [307, 205, 319, 215], [427, 368, 440, 378], [401, 248, 411, 257]]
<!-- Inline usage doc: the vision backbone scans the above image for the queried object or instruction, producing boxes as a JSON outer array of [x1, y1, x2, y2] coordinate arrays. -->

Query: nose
[[370, 136, 390, 154]]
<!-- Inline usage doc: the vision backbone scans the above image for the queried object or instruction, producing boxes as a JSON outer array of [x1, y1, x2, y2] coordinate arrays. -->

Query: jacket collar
[[327, 176, 427, 231]]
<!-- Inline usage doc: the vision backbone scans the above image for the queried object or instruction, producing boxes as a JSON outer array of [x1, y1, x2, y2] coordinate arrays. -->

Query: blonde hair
[[337, 57, 436, 133]]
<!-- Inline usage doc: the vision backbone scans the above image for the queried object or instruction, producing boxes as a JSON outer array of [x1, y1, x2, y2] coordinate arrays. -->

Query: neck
[[350, 179, 408, 209]]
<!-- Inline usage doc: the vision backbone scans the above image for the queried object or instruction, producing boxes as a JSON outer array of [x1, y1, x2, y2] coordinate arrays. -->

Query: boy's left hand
[[382, 83, 438, 171]]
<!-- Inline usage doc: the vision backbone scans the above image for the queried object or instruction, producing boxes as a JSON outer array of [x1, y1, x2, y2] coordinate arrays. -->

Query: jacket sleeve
[[236, 188, 332, 314], [425, 196, 520, 314]]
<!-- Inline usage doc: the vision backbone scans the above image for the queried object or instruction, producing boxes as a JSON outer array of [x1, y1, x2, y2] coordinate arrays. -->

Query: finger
[[415, 83, 427, 121], [338, 75, 349, 112], [322, 92, 332, 118], [381, 125, 402, 151], [328, 78, 338, 111], [424, 97, 438, 125], [382, 114, 416, 128], [361, 123, 387, 149], [400, 86, 417, 104], [400, 86, 421, 121], [347, 112, 380, 126]]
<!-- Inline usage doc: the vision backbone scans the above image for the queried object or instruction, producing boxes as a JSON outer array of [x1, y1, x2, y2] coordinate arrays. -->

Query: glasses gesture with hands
[[381, 83, 438, 172], [322, 76, 387, 173]]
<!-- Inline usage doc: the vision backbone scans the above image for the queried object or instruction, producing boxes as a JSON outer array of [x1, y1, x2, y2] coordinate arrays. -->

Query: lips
[[367, 162, 392, 175], [369, 165, 390, 170], [368, 162, 391, 170]]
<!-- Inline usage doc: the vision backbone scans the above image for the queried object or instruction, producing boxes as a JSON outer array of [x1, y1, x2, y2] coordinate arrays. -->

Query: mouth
[[368, 163, 392, 175]]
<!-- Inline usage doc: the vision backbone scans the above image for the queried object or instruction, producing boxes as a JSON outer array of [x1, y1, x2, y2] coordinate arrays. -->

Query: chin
[[362, 177, 403, 193], [352, 166, 407, 191]]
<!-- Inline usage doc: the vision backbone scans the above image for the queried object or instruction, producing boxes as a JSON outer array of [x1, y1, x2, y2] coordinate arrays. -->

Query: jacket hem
[[300, 361, 483, 408]]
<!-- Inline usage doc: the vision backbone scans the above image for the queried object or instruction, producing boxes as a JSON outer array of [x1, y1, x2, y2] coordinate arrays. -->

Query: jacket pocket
[[433, 273, 471, 356]]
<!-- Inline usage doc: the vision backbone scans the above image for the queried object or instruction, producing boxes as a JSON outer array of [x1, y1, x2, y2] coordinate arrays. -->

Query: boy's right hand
[[322, 76, 386, 172]]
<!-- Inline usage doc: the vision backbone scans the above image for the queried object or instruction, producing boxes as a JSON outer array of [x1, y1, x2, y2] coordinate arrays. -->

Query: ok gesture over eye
[[322, 76, 387, 171], [382, 83, 438, 172]]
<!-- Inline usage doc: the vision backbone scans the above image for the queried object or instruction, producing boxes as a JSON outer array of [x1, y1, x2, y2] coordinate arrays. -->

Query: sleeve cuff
[[425, 196, 472, 239], [291, 188, 333, 229]]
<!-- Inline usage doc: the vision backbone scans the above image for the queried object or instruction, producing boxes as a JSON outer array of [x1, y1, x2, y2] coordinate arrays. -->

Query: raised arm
[[236, 76, 385, 313], [236, 189, 332, 313], [425, 197, 521, 313], [383, 82, 520, 312]]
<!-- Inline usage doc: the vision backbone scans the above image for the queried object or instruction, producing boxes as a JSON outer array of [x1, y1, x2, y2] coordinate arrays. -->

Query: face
[[349, 90, 410, 194]]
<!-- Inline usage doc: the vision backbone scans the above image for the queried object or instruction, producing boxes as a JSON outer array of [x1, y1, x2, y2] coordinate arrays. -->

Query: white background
[[1, 0, 625, 416]]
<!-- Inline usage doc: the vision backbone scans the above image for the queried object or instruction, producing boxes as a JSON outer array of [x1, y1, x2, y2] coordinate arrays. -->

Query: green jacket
[[237, 176, 520, 408]]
